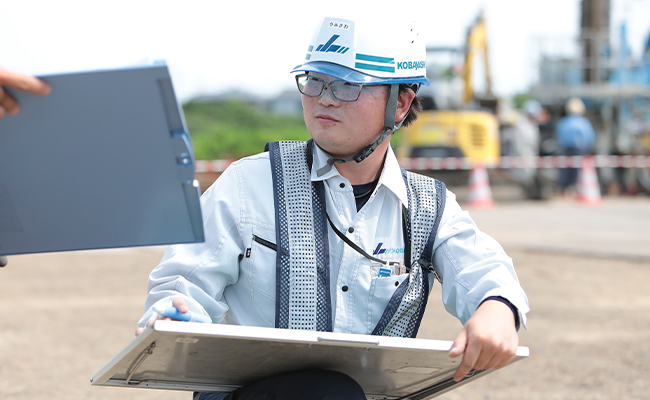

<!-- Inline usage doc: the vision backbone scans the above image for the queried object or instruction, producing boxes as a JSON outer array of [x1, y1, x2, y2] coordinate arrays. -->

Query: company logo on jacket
[[372, 243, 405, 255]]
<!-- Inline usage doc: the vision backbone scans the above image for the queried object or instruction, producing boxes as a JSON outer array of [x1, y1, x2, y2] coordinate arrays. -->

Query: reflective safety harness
[[268, 140, 446, 338]]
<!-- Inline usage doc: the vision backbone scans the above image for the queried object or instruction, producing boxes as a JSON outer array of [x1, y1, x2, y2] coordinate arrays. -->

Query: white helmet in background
[[566, 97, 586, 116], [291, 16, 430, 173]]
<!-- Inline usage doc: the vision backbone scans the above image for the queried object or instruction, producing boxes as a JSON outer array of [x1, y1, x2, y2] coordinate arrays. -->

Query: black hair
[[398, 84, 422, 127]]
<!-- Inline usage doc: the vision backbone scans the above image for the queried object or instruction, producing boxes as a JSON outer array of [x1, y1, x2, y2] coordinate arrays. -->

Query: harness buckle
[[417, 257, 435, 273]]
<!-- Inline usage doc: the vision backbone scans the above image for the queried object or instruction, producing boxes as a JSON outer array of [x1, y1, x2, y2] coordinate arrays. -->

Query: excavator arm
[[463, 11, 493, 104]]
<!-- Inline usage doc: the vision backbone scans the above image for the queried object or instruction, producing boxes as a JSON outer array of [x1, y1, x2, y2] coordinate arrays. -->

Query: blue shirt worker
[[556, 97, 596, 192], [137, 16, 529, 400]]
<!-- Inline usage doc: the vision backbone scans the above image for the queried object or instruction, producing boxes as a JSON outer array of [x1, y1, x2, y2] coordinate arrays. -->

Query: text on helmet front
[[329, 22, 350, 29]]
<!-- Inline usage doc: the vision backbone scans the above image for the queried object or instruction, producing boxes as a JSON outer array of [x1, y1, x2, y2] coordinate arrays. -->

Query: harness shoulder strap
[[268, 140, 332, 332], [371, 170, 447, 337]]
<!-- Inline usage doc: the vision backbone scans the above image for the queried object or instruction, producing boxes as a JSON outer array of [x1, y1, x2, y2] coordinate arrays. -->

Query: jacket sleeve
[[137, 164, 246, 328], [431, 190, 529, 328]]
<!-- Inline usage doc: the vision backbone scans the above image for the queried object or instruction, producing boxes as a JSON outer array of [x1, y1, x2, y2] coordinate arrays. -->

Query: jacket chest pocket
[[248, 233, 277, 294], [368, 272, 408, 330], [253, 234, 277, 252], [243, 231, 278, 322]]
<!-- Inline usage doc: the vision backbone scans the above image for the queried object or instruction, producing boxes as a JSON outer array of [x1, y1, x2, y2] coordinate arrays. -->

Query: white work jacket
[[139, 145, 529, 333]]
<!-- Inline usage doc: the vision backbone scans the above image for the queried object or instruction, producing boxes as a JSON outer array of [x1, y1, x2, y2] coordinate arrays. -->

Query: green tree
[[512, 92, 532, 109], [183, 101, 310, 160]]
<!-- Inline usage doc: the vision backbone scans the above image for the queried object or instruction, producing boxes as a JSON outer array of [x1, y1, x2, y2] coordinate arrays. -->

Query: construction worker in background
[[498, 99, 551, 199], [497, 100, 519, 157], [518, 100, 543, 158], [556, 97, 596, 195], [511, 100, 543, 197], [137, 16, 529, 399], [0, 67, 51, 267]]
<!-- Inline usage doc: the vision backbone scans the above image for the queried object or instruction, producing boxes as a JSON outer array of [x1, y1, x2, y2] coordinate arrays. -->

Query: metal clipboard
[[0, 64, 204, 255], [91, 321, 529, 399]]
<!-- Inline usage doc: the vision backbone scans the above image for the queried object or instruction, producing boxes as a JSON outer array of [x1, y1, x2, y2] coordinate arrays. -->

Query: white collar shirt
[[140, 143, 529, 335]]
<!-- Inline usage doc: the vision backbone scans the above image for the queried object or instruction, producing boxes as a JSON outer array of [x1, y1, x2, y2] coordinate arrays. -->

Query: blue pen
[[153, 305, 211, 323]]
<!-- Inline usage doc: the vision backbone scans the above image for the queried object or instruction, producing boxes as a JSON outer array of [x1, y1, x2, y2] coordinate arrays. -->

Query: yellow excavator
[[398, 11, 500, 165]]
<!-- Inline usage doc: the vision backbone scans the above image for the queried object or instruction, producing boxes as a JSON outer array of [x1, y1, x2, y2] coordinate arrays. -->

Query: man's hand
[[449, 299, 519, 382], [0, 67, 51, 120], [135, 298, 189, 336]]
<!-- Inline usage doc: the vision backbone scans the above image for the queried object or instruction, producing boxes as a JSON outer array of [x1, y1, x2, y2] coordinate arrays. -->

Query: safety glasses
[[295, 74, 366, 102]]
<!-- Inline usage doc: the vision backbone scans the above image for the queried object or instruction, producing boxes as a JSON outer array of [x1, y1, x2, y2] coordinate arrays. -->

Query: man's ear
[[395, 89, 416, 123]]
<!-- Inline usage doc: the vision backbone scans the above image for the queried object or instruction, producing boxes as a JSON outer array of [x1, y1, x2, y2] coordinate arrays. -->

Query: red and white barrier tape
[[195, 155, 650, 173], [195, 159, 235, 173]]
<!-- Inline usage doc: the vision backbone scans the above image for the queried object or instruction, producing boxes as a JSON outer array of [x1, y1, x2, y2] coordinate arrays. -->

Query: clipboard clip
[[125, 342, 156, 385]]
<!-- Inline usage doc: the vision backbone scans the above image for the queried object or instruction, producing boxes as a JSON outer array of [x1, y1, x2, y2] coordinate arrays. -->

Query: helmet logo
[[355, 53, 395, 73], [397, 61, 426, 71], [315, 35, 350, 54]]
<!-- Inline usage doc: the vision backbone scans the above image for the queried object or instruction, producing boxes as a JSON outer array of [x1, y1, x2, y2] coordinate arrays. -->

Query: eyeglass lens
[[296, 75, 362, 102]]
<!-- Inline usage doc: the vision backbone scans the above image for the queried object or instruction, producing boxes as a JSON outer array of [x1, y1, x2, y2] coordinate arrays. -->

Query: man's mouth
[[315, 113, 339, 124]]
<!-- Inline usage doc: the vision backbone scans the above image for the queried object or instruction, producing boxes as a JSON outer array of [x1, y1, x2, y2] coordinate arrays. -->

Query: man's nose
[[318, 85, 339, 105]]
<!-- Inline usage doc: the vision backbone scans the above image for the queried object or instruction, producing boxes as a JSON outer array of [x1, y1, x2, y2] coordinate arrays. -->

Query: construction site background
[[394, 0, 650, 200]]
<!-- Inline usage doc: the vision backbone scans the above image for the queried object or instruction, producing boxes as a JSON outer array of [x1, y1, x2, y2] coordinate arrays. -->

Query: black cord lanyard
[[324, 209, 409, 267], [307, 140, 412, 271]]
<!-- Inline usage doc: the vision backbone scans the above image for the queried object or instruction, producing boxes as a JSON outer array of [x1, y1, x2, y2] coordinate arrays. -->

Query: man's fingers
[[449, 329, 467, 358], [0, 68, 51, 95], [484, 343, 517, 370], [172, 298, 189, 313], [471, 346, 498, 372], [136, 319, 157, 337], [448, 300, 520, 382], [452, 336, 518, 381], [471, 333, 517, 371], [451, 330, 481, 382], [493, 353, 514, 369], [454, 347, 478, 382], [0, 86, 20, 115], [0, 69, 52, 119]]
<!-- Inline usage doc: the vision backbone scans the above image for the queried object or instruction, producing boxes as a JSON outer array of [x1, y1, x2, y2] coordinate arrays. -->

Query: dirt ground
[[1, 196, 649, 399]]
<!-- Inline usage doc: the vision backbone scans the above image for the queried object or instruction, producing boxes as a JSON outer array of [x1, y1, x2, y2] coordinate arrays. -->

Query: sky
[[2, 0, 650, 102]]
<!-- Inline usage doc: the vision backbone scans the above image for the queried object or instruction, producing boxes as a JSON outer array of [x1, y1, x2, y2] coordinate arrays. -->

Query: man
[[556, 97, 596, 194], [137, 16, 529, 399], [512, 100, 544, 198], [0, 67, 51, 267]]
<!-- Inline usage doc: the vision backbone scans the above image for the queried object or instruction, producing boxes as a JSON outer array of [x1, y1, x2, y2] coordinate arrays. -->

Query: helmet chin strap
[[316, 84, 404, 177]]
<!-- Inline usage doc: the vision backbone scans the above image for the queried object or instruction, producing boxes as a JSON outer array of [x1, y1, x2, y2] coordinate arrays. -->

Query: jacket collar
[[310, 143, 408, 208]]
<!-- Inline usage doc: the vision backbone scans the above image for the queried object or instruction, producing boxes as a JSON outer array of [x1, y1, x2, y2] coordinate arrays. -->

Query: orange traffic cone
[[467, 163, 494, 208], [576, 156, 602, 206]]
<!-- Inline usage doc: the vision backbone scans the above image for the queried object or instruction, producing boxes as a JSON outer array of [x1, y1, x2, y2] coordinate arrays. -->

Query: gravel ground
[[1, 197, 649, 399]]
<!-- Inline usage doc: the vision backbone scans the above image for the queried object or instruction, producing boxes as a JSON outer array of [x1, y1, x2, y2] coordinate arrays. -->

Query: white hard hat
[[291, 16, 430, 86], [566, 97, 585, 116]]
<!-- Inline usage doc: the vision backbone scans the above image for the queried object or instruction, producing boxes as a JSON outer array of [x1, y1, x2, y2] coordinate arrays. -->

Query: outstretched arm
[[430, 190, 528, 381]]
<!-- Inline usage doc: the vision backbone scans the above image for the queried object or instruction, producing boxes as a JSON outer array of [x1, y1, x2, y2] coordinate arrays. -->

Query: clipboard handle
[[158, 73, 205, 242], [157, 76, 195, 180]]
